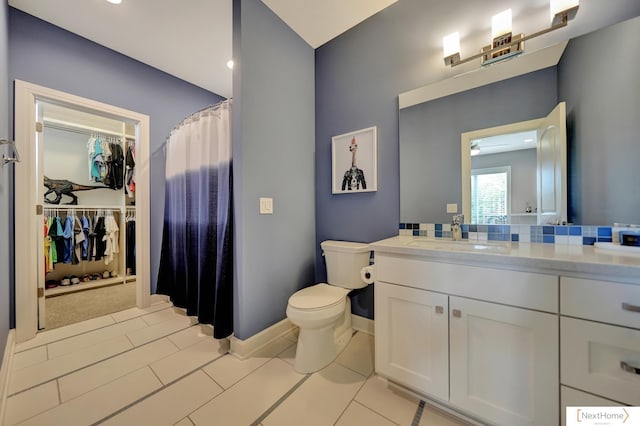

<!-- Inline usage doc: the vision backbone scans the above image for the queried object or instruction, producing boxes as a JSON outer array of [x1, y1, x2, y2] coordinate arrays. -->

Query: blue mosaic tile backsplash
[[398, 223, 627, 246]]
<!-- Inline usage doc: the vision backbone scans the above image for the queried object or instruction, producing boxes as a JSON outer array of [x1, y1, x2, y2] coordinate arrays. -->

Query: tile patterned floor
[[5, 298, 468, 425]]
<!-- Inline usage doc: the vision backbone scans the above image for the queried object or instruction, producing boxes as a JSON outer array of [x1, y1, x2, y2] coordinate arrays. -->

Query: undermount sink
[[405, 239, 511, 253]]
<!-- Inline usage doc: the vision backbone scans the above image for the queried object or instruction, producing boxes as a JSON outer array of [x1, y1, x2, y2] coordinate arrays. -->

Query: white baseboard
[[229, 319, 296, 360], [229, 315, 372, 361], [351, 314, 375, 335], [0, 330, 16, 426]]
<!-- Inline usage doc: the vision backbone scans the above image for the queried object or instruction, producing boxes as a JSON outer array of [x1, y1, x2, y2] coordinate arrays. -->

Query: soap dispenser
[[451, 214, 464, 241]]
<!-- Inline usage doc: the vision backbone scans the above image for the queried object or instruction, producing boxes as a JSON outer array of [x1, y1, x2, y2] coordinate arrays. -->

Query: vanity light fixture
[[443, 0, 579, 67]]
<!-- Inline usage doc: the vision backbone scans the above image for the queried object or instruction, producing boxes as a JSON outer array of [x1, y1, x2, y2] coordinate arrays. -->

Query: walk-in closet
[[14, 81, 151, 343], [38, 101, 137, 329]]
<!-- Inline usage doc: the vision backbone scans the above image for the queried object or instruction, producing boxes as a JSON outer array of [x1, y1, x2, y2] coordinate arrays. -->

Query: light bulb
[[492, 9, 512, 39], [442, 32, 460, 58]]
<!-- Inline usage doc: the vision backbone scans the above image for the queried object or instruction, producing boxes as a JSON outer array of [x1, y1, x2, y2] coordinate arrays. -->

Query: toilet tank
[[321, 240, 371, 289]]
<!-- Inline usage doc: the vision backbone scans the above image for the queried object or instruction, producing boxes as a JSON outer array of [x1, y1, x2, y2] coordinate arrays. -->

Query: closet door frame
[[14, 80, 151, 343]]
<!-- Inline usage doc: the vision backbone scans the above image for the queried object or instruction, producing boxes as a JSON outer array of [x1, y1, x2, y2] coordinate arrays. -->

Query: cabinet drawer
[[561, 317, 640, 406], [561, 277, 640, 328], [561, 386, 625, 426], [375, 254, 558, 312]]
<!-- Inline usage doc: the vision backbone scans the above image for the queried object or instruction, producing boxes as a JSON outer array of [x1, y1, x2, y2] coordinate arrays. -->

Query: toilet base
[[293, 299, 353, 373]]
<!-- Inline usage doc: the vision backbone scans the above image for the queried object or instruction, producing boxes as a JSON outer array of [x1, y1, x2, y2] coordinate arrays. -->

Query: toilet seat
[[288, 283, 349, 311]]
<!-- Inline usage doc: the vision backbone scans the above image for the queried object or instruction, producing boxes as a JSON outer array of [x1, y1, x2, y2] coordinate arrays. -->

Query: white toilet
[[286, 240, 371, 373]]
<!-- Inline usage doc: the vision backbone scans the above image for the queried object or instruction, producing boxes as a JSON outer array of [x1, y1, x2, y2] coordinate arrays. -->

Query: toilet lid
[[288, 284, 349, 310]]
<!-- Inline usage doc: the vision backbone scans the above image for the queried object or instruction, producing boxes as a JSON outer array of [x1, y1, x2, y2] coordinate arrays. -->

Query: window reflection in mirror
[[470, 130, 536, 224], [461, 103, 566, 226]]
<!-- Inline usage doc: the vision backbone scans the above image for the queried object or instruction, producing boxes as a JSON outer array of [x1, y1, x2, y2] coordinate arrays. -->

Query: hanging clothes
[[81, 214, 90, 260], [52, 216, 65, 265], [126, 214, 136, 275], [47, 216, 58, 266], [157, 100, 233, 339], [93, 214, 107, 261], [72, 214, 86, 265], [125, 143, 136, 198], [88, 137, 106, 183], [104, 213, 120, 265], [44, 217, 53, 273]]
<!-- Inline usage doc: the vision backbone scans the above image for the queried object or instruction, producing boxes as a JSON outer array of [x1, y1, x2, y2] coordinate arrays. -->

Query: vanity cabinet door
[[449, 296, 559, 426], [374, 281, 449, 401]]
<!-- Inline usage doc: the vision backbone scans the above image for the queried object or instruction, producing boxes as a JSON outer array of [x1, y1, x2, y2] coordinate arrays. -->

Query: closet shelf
[[45, 277, 126, 297], [43, 204, 129, 211]]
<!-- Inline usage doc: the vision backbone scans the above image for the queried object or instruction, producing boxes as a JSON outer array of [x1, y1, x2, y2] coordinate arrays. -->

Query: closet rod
[[43, 119, 136, 140], [42, 205, 125, 211]]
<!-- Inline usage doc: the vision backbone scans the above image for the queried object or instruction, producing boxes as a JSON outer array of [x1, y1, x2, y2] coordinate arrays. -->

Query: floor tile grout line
[[7, 322, 201, 398], [181, 416, 196, 426], [350, 400, 402, 425], [13, 305, 175, 353], [331, 371, 370, 425], [199, 358, 227, 390], [249, 373, 312, 426], [92, 352, 227, 425], [351, 379, 411, 426], [411, 400, 426, 426]]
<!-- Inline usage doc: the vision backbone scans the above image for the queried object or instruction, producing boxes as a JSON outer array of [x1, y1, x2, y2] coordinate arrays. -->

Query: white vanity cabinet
[[559, 276, 640, 424], [374, 252, 559, 426], [375, 281, 449, 400], [449, 296, 558, 426]]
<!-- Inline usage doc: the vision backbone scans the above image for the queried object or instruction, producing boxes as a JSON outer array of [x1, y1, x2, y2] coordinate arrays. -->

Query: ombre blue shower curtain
[[157, 101, 233, 339]]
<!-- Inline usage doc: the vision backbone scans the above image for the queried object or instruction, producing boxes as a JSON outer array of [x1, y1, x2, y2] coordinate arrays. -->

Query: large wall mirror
[[399, 16, 640, 227]]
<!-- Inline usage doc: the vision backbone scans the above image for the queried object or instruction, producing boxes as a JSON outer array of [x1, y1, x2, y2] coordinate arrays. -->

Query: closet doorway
[[14, 80, 151, 343]]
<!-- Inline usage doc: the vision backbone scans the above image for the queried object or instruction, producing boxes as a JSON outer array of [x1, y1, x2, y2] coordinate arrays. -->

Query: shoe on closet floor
[[60, 276, 71, 286], [45, 280, 58, 289], [102, 271, 110, 279], [70, 275, 80, 285], [82, 274, 91, 282]]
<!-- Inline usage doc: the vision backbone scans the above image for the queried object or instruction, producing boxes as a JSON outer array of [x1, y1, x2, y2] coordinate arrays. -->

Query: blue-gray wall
[[559, 16, 640, 225], [232, 0, 315, 339], [315, 3, 640, 320], [8, 8, 223, 321], [399, 69, 557, 224], [1, 0, 10, 363]]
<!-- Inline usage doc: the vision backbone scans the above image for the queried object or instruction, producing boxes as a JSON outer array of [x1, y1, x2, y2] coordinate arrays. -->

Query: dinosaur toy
[[43, 176, 108, 205]]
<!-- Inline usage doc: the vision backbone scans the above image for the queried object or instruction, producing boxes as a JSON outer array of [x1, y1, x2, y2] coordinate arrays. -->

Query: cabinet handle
[[622, 302, 640, 313], [435, 306, 444, 314], [452, 309, 461, 318], [620, 361, 640, 375]]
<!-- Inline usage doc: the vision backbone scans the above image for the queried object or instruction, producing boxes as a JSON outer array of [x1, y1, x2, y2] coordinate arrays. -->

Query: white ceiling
[[261, 0, 398, 48], [7, 0, 640, 99]]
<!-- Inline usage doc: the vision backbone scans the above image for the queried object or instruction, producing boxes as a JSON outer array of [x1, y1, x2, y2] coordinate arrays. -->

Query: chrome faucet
[[451, 214, 464, 241]]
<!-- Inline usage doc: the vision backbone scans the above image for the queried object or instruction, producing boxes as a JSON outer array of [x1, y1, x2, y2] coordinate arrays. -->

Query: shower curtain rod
[[163, 98, 232, 148]]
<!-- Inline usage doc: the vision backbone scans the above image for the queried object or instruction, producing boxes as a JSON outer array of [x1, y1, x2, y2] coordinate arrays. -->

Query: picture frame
[[331, 126, 377, 194]]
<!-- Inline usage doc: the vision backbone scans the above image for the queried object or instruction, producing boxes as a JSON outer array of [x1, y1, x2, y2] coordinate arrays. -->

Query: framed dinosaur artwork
[[331, 126, 377, 194]]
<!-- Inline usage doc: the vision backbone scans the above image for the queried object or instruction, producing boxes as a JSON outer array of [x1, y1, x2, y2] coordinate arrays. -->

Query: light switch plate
[[446, 203, 458, 213], [260, 197, 273, 214]]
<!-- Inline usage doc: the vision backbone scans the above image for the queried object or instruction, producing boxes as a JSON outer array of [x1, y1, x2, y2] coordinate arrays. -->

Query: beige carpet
[[45, 281, 137, 330]]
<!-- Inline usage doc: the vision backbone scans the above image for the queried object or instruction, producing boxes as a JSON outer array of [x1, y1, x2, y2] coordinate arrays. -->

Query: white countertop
[[371, 236, 640, 282]]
